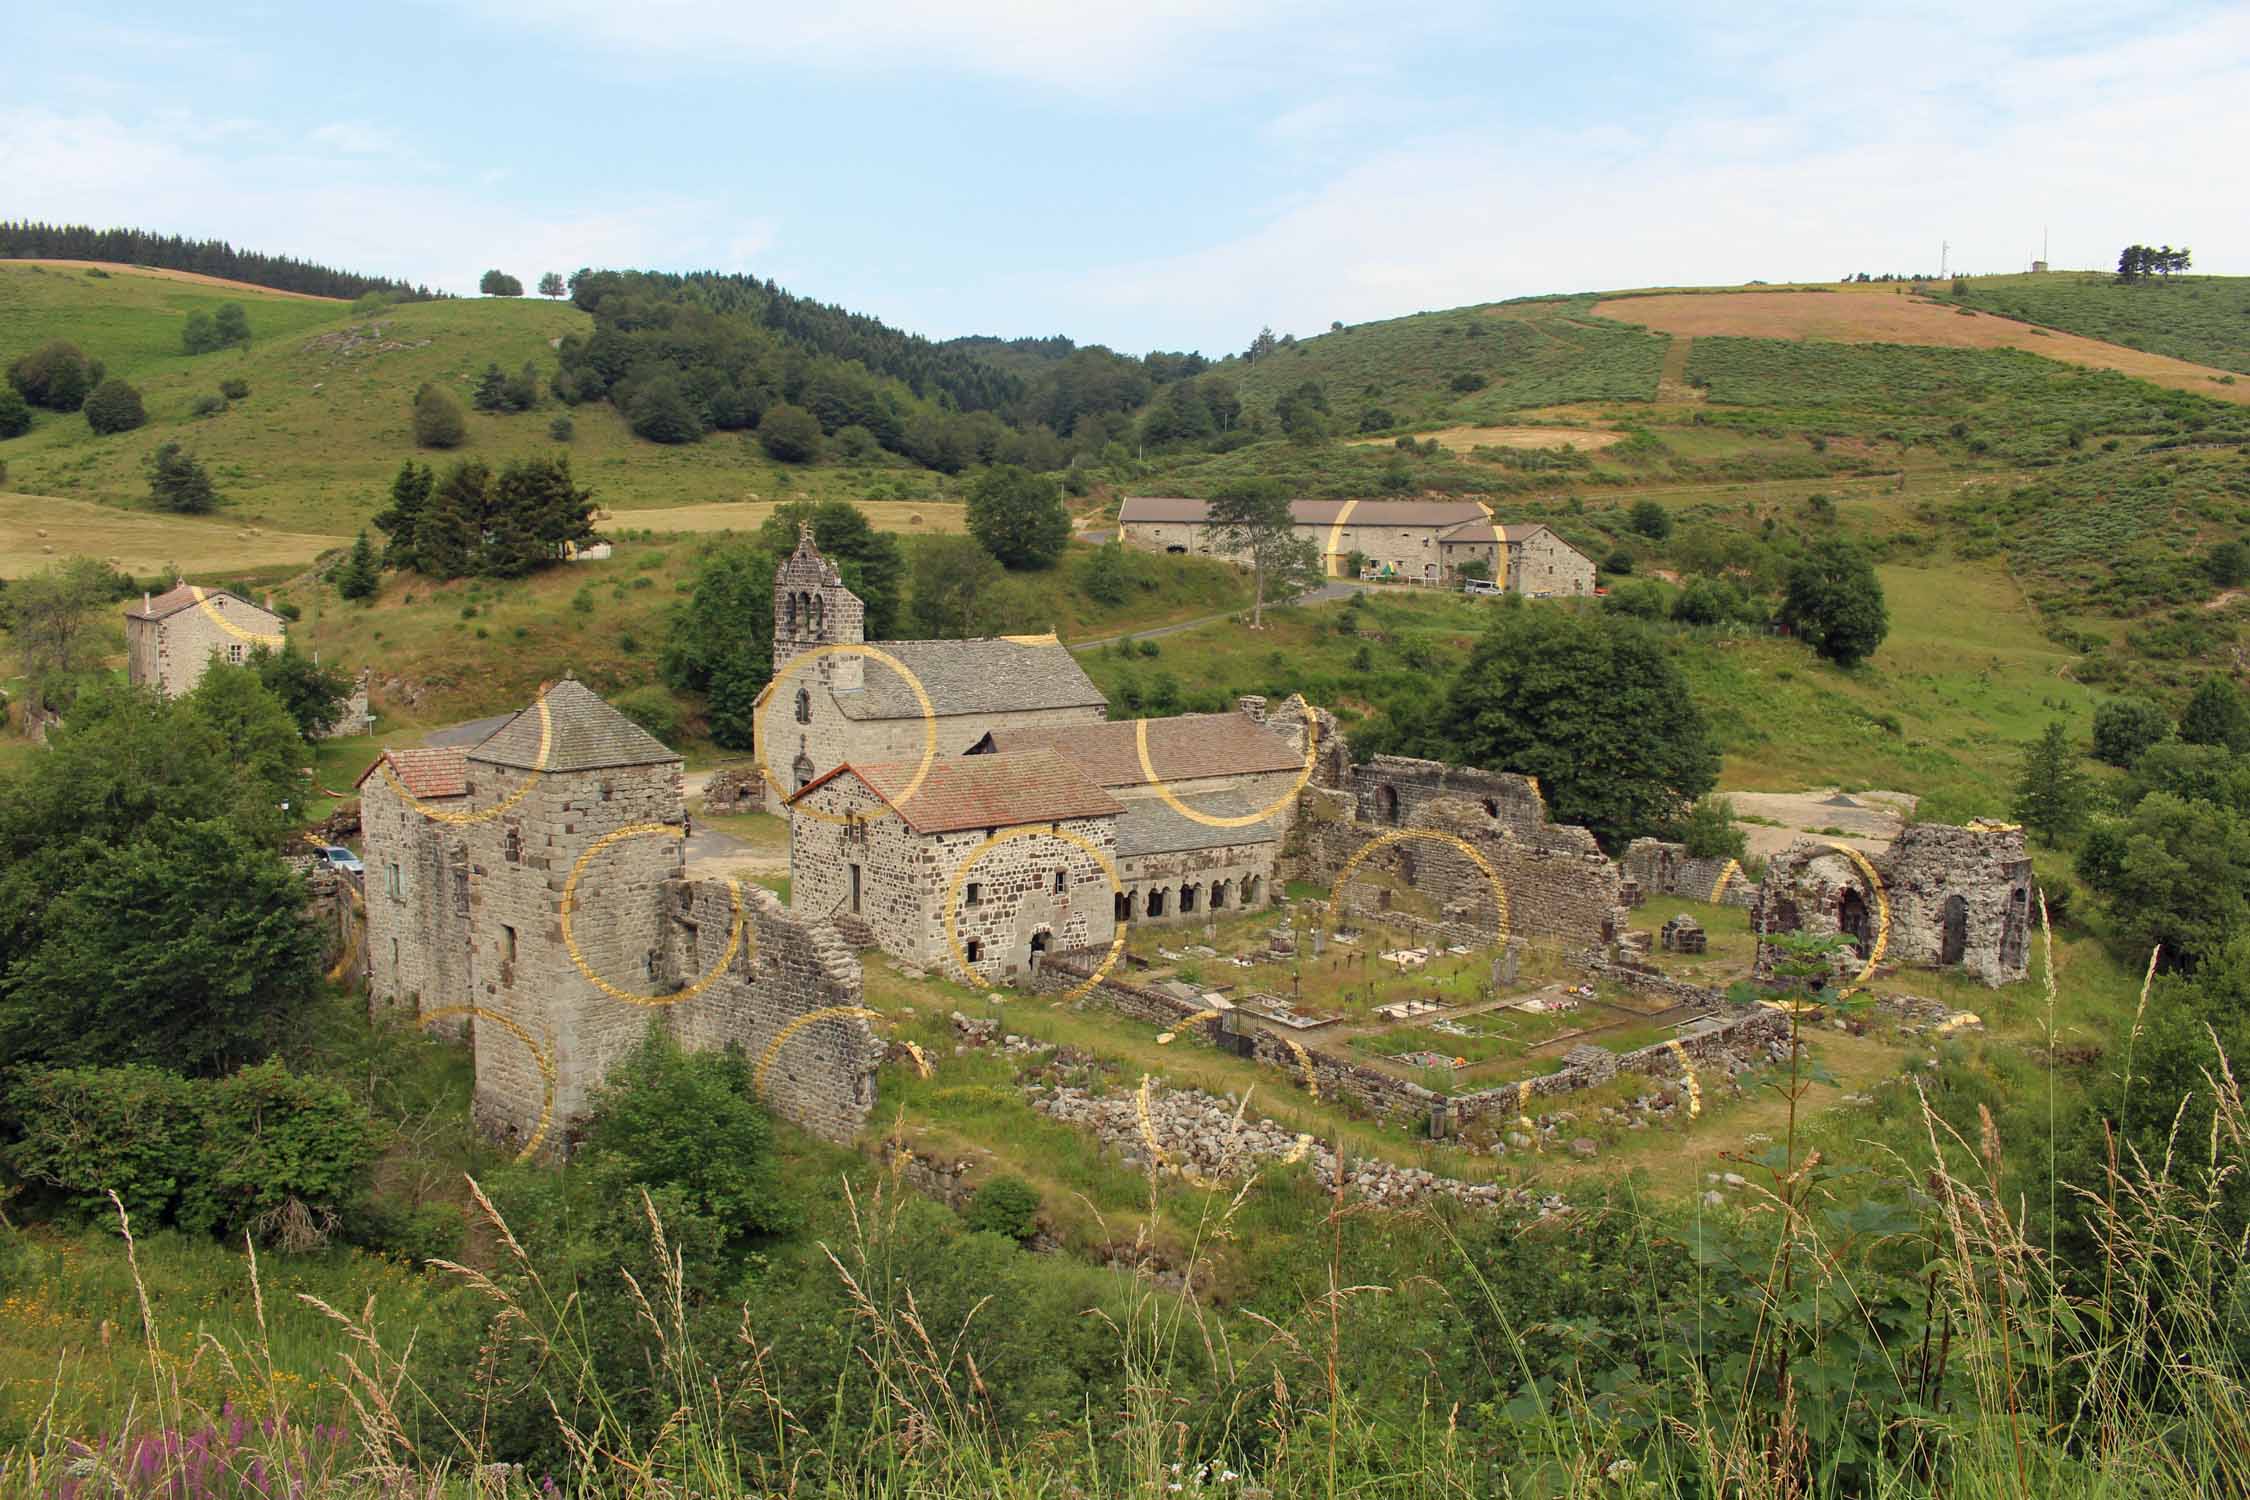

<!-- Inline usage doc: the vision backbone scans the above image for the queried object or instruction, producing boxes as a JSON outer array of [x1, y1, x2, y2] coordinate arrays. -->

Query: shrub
[[549, 414, 574, 442], [1358, 407, 1396, 433], [1628, 500, 1673, 539], [218, 377, 250, 401], [2092, 696, 2174, 767], [190, 392, 227, 418], [1603, 549, 1634, 575], [411, 383, 466, 448], [1672, 794, 1747, 861], [964, 1174, 1042, 1241], [2206, 539, 2250, 589], [81, 378, 147, 434], [1448, 372, 1488, 393], [8, 340, 101, 411], [611, 685, 681, 746], [757, 402, 823, 463], [0, 386, 29, 438]]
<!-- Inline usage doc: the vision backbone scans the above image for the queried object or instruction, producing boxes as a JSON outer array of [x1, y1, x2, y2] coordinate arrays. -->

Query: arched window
[[795, 686, 812, 725], [811, 594, 825, 632], [1377, 784, 1401, 825], [792, 752, 815, 792], [1242, 874, 1263, 907], [784, 593, 797, 631], [1147, 889, 1167, 918], [1210, 880, 1229, 910]]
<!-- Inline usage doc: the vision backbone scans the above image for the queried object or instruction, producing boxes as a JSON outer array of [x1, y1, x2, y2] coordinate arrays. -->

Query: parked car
[[317, 844, 365, 877]]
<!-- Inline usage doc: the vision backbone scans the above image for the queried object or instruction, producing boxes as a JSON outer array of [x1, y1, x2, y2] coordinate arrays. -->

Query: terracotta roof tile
[[800, 750, 1122, 835], [355, 746, 469, 799], [984, 713, 1304, 788]]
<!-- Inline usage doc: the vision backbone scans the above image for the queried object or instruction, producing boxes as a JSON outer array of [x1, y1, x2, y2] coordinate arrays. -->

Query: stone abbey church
[[766, 529, 1312, 975]]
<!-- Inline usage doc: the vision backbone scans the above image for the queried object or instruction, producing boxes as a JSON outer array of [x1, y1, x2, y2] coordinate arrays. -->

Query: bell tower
[[773, 524, 866, 687]]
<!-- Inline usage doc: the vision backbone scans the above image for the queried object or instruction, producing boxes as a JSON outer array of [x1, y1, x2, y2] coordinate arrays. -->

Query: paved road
[[1067, 580, 1363, 652], [423, 713, 514, 749]]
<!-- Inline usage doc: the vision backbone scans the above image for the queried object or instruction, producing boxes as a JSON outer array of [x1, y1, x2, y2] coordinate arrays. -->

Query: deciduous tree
[[537, 271, 566, 299], [2, 556, 120, 720], [81, 378, 146, 434], [1780, 540, 1888, 666], [1207, 478, 1319, 628], [908, 534, 1004, 637], [411, 383, 466, 449], [966, 464, 1070, 570]]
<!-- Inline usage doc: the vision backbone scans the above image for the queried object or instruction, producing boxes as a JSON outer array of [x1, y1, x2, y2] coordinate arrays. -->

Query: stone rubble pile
[[1032, 1082, 1567, 1217]]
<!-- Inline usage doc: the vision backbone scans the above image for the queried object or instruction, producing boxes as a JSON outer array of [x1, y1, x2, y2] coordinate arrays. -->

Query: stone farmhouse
[[358, 675, 883, 1153], [124, 582, 288, 697], [1117, 495, 1595, 594], [761, 529, 1108, 811]]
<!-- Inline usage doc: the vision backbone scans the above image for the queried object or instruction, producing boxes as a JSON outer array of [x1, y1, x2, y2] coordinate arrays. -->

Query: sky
[[8, 0, 2249, 354]]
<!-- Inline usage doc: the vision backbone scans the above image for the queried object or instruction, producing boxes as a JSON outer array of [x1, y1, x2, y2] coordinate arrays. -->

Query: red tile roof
[[355, 746, 469, 799], [797, 750, 1121, 835], [984, 713, 1304, 788]]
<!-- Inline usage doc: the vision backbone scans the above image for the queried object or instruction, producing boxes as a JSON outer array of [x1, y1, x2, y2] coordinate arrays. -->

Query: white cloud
[[308, 122, 401, 157], [1052, 4, 2250, 347]]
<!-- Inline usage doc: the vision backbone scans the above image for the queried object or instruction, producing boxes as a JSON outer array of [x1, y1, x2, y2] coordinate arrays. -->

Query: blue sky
[[9, 1, 2248, 353]]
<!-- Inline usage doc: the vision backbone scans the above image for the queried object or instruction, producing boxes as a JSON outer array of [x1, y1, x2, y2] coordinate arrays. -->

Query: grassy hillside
[[1954, 270, 2250, 374], [0, 265, 963, 535]]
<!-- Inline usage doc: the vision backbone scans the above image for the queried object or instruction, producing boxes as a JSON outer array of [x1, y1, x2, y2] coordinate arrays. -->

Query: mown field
[[1952, 270, 2250, 374]]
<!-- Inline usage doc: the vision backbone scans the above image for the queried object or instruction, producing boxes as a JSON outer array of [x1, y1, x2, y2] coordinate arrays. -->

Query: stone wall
[[1509, 529, 1596, 597], [1619, 838, 1755, 908], [1449, 1008, 1790, 1120], [359, 774, 474, 1036], [659, 879, 879, 1141], [1292, 770, 1623, 951], [791, 774, 1119, 982], [1117, 841, 1275, 925], [1753, 823, 2033, 987]]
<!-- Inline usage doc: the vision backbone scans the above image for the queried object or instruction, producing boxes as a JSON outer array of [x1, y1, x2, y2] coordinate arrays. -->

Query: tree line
[[0, 221, 435, 300], [2116, 244, 2192, 282]]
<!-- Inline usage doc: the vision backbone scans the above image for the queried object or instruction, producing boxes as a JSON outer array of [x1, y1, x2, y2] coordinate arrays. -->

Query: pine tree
[[2181, 675, 2250, 753], [337, 531, 379, 600], [472, 363, 508, 413], [371, 460, 433, 571], [2012, 721, 2090, 846], [146, 443, 219, 513]]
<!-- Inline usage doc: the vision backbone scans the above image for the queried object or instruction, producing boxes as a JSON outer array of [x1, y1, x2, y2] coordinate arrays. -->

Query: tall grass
[[9, 918, 2250, 1496]]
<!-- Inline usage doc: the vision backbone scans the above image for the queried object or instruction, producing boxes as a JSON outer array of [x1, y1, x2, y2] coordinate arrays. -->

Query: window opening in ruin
[[1181, 885, 1199, 913], [1772, 898, 1801, 934], [1147, 889, 1167, 917], [1838, 888, 1873, 959], [811, 594, 825, 632], [1030, 930, 1049, 956], [600, 781, 613, 802], [793, 753, 814, 792], [1115, 891, 1130, 921], [965, 882, 982, 906], [1482, 798, 1499, 818], [1243, 875, 1262, 906], [1999, 887, 2030, 971], [849, 863, 862, 914], [1053, 869, 1066, 895], [966, 938, 983, 963], [795, 687, 812, 724], [1940, 894, 1969, 967], [501, 924, 517, 965], [1377, 784, 1401, 824], [785, 594, 798, 631], [386, 863, 402, 899], [391, 937, 399, 969], [504, 825, 522, 864], [1211, 880, 1228, 910]]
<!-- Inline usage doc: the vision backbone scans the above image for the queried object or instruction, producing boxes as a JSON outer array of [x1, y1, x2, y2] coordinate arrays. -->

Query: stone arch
[[1211, 879, 1230, 910], [792, 751, 815, 792], [811, 593, 825, 633], [1114, 890, 1132, 922], [1147, 888, 1168, 918], [784, 593, 797, 631], [1180, 883, 1200, 914], [1242, 874, 1263, 907], [1838, 887, 1874, 959], [1377, 783, 1401, 825], [794, 686, 812, 725], [1940, 894, 1969, 966]]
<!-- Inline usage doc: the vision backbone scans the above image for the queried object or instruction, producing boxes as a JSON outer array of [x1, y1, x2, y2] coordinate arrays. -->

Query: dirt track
[[1594, 291, 2250, 405]]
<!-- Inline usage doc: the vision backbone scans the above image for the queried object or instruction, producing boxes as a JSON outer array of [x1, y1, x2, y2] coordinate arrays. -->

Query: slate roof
[[1119, 496, 1491, 528], [1115, 793, 1277, 857], [827, 637, 1108, 721], [469, 677, 681, 772], [355, 746, 469, 799], [984, 713, 1303, 788], [124, 583, 281, 623], [799, 750, 1122, 835], [1436, 518, 1551, 544]]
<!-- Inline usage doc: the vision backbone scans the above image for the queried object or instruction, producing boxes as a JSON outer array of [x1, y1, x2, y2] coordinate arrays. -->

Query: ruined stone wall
[[1450, 1009, 1790, 1120], [1619, 838, 1755, 908], [659, 879, 878, 1141], [1348, 756, 1552, 836], [1293, 781, 1621, 950], [1754, 824, 2033, 988], [359, 775, 473, 1034]]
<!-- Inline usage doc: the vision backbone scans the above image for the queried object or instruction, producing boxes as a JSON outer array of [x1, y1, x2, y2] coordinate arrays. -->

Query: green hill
[[1952, 270, 2250, 374]]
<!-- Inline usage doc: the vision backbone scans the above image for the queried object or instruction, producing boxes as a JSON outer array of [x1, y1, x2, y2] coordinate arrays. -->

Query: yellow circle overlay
[[1133, 697, 1319, 830], [188, 585, 286, 649], [1321, 827, 1512, 942], [559, 822, 752, 1006], [416, 1005, 556, 1162], [1708, 857, 1745, 905], [753, 643, 939, 824], [380, 695, 554, 828], [938, 825, 1129, 1003], [1821, 841, 1891, 998], [753, 1004, 883, 1095]]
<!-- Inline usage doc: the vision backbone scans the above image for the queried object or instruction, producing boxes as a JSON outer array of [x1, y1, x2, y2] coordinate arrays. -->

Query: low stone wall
[[1574, 955, 1735, 1010], [1450, 1008, 1791, 1122], [1619, 838, 1754, 908], [1239, 1024, 1444, 1121]]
